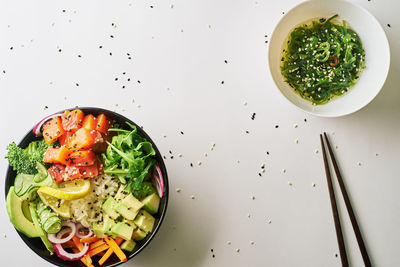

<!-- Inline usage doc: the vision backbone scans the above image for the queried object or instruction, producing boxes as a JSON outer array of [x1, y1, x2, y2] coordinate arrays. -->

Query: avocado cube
[[114, 185, 129, 201], [120, 239, 136, 252], [102, 197, 120, 220], [111, 222, 135, 241], [93, 222, 105, 238], [134, 210, 155, 233], [132, 228, 147, 241], [103, 215, 116, 238], [141, 193, 160, 214], [114, 194, 143, 220]]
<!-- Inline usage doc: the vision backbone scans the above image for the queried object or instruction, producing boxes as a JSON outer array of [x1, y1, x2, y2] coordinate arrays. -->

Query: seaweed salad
[[281, 14, 365, 105]]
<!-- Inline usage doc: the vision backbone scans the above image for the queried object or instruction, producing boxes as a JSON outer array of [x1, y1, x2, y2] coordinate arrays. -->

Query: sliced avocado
[[93, 222, 106, 238], [134, 210, 155, 233], [6, 186, 39, 238], [29, 202, 54, 254], [132, 228, 147, 241], [120, 239, 136, 252], [114, 193, 143, 220], [114, 185, 129, 201], [111, 222, 135, 241], [103, 215, 117, 238], [141, 193, 160, 215], [21, 200, 33, 223], [113, 202, 139, 221], [102, 197, 120, 220]]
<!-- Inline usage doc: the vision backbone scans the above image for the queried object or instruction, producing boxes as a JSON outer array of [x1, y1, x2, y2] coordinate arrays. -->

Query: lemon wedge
[[37, 191, 71, 218], [38, 179, 91, 200]]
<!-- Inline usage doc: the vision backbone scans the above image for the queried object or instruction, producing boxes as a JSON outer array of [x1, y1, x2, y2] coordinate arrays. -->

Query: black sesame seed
[[99, 45, 103, 48], [221, 81, 224, 84], [110, 35, 114, 38], [58, 49, 62, 52], [211, 249, 214, 252], [212, 255, 215, 258], [78, 55, 82, 58], [169, 150, 172, 154], [127, 78, 130, 81], [137, 80, 140, 83], [190, 163, 193, 167], [62, 9, 66, 12], [109, 52, 112, 56], [265, 40, 268, 43], [387, 24, 391, 28], [170, 156, 174, 159], [150, 5, 153, 8], [122, 85, 125, 89], [115, 78, 118, 81], [180, 131, 184, 135], [319, 18, 326, 23], [275, 125, 279, 128], [267, 151, 269, 155], [245, 130, 249, 134], [224, 60, 228, 64], [258, 173, 262, 177], [163, 156, 166, 159], [76, 83, 79, 86], [304, 118, 307, 122]]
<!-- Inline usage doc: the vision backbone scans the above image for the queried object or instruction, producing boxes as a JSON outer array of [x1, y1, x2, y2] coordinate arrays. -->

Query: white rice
[[69, 174, 119, 227]]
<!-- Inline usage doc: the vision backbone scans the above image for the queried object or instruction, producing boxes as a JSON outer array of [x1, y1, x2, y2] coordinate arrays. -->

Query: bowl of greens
[[4, 107, 169, 267], [268, 0, 390, 117]]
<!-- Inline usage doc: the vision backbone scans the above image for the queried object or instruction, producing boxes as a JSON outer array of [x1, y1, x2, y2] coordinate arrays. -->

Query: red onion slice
[[47, 222, 76, 244], [75, 223, 93, 239], [152, 164, 165, 198], [53, 242, 89, 261], [32, 112, 63, 136]]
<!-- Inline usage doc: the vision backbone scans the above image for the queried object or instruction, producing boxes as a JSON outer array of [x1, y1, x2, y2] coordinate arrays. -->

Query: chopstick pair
[[320, 133, 372, 267]]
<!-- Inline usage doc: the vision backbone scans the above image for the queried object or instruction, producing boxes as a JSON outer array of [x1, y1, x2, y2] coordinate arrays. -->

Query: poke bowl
[[268, 0, 390, 117], [4, 107, 169, 267]]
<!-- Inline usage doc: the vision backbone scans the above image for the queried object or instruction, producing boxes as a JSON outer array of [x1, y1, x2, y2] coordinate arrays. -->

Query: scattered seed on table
[[247, 213, 251, 218], [180, 29, 183, 32], [245, 130, 249, 134], [208, 24, 211, 28], [236, 248, 240, 253], [387, 24, 391, 27], [258, 173, 262, 177], [170, 4, 174, 8], [58, 49, 62, 52], [162, 134, 167, 138], [224, 60, 228, 64], [295, 139, 299, 144], [243, 101, 248, 106], [312, 183, 316, 187], [204, 153, 208, 157], [250, 241, 255, 245], [221, 81, 224, 84], [288, 181, 293, 186], [315, 149, 319, 154], [170, 156, 174, 159], [3, 234, 6, 238], [169, 150, 172, 154], [251, 195, 255, 200], [44, 106, 48, 110], [275, 125, 279, 128], [282, 169, 286, 173], [293, 124, 298, 128], [335, 145, 338, 149], [197, 161, 202, 166], [267, 151, 270, 155], [99, 45, 102, 49], [261, 164, 265, 169], [191, 195, 195, 199], [304, 118, 307, 122], [251, 113, 256, 120], [261, 169, 265, 173], [109, 52, 112, 56], [375, 153, 379, 156], [227, 241, 231, 245], [190, 163, 193, 167], [268, 220, 272, 224], [176, 188, 181, 193], [357, 162, 361, 166], [137, 105, 141, 108], [178, 154, 182, 157], [237, 160, 240, 163], [180, 131, 184, 135], [76, 83, 79, 86]]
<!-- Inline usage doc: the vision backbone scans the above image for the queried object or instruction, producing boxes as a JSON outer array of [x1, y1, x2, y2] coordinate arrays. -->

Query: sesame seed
[[251, 195, 255, 200], [295, 139, 299, 144], [191, 195, 195, 199], [357, 162, 361, 166], [204, 153, 208, 157], [293, 124, 298, 128], [268, 220, 272, 224], [197, 161, 202, 166], [312, 183, 316, 187], [247, 213, 251, 218], [282, 169, 286, 173], [288, 181, 293, 186], [227, 241, 231, 245], [250, 241, 255, 245], [315, 149, 319, 154], [178, 154, 182, 157], [236, 248, 240, 253], [176, 188, 181, 193]]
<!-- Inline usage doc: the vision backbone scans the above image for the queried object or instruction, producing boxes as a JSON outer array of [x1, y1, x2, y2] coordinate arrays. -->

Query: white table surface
[[0, 0, 399, 266]]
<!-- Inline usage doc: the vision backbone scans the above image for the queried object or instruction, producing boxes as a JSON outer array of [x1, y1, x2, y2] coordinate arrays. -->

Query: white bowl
[[268, 0, 390, 117]]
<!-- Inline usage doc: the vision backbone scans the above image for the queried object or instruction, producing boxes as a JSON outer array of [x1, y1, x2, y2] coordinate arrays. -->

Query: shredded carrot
[[72, 236, 93, 266], [104, 236, 127, 262], [80, 236, 100, 243], [98, 237, 124, 265], [89, 240, 106, 250], [88, 244, 110, 257], [72, 248, 93, 267], [62, 240, 76, 249]]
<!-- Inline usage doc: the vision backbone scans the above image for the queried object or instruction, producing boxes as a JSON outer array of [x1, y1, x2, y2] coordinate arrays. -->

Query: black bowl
[[4, 107, 169, 267]]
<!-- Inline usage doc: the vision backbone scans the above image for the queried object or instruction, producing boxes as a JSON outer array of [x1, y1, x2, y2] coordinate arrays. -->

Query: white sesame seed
[[261, 163, 265, 168], [197, 161, 202, 166], [295, 139, 299, 144], [243, 101, 248, 106], [170, 4, 174, 8], [315, 149, 319, 154], [176, 188, 181, 192], [357, 162, 361, 166], [251, 195, 255, 200], [261, 169, 265, 173], [180, 29, 183, 32], [312, 183, 316, 187], [247, 213, 251, 218], [237, 160, 240, 163], [162, 134, 167, 138], [236, 248, 240, 253], [293, 124, 298, 128], [250, 241, 255, 245], [282, 169, 286, 173], [204, 153, 208, 157], [375, 153, 379, 156], [288, 181, 292, 186], [191, 195, 195, 199], [178, 154, 182, 157], [227, 241, 231, 245], [268, 220, 272, 224]]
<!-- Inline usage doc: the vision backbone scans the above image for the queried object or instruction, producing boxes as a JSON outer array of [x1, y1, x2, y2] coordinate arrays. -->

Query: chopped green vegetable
[[6, 140, 50, 175], [281, 14, 365, 105], [102, 122, 157, 198]]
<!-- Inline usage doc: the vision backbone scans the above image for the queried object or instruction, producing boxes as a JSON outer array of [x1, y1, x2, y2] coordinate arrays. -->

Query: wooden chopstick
[[320, 134, 349, 267], [323, 132, 372, 267]]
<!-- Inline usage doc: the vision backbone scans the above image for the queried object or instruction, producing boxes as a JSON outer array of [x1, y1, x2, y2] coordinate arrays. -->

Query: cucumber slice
[[34, 162, 48, 183], [15, 174, 34, 197]]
